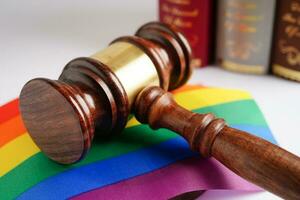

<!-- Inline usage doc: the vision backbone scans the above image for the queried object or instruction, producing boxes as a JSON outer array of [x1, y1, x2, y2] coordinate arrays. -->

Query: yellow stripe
[[0, 87, 251, 176], [0, 133, 40, 177], [126, 88, 251, 127], [175, 88, 251, 109]]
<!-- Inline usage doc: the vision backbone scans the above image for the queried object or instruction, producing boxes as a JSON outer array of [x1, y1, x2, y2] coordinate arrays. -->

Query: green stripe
[[199, 99, 267, 125], [0, 99, 266, 199]]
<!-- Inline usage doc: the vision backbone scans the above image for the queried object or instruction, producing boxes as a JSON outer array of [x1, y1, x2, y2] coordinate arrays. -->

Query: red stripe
[[0, 86, 202, 124], [0, 98, 20, 123], [0, 85, 204, 147]]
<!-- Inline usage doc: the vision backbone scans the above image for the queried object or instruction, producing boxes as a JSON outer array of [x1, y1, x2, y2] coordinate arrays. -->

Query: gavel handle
[[134, 86, 300, 200], [213, 126, 300, 200]]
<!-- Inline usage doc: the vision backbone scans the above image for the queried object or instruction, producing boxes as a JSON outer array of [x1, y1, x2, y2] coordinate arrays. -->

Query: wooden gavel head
[[19, 22, 192, 164], [18, 22, 300, 199]]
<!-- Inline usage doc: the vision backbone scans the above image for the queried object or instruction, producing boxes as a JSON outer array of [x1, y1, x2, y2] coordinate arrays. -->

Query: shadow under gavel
[[19, 22, 300, 199]]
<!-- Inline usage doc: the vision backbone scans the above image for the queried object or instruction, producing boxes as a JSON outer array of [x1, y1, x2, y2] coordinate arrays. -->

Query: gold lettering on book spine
[[279, 40, 300, 66], [161, 1, 198, 28], [273, 64, 300, 81], [161, 0, 201, 66], [224, 1, 263, 62], [221, 60, 264, 74]]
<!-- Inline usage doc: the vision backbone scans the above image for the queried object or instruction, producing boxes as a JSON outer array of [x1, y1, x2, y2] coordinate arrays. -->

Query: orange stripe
[[0, 87, 200, 124], [0, 98, 20, 123], [172, 84, 204, 94], [0, 115, 26, 147], [0, 85, 204, 147]]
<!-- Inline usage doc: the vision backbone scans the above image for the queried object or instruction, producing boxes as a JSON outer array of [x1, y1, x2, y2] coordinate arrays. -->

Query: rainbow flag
[[0, 85, 276, 199]]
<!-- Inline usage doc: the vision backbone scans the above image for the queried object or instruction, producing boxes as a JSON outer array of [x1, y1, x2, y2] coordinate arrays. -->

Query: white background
[[0, 0, 299, 199]]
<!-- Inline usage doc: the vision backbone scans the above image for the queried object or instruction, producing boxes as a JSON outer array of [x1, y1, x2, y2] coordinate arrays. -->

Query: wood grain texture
[[18, 21, 300, 199], [134, 86, 300, 200], [19, 22, 192, 164], [20, 79, 93, 164], [212, 126, 300, 199], [136, 22, 192, 90]]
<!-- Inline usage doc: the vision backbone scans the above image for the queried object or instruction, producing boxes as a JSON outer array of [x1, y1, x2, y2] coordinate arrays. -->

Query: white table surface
[[0, 0, 299, 199]]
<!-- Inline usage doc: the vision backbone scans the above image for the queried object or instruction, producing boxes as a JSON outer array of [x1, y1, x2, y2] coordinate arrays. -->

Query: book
[[159, 0, 213, 67], [272, 0, 300, 82], [216, 0, 276, 74]]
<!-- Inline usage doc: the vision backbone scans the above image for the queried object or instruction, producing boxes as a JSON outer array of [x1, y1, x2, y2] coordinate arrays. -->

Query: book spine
[[272, 0, 300, 82], [159, 0, 213, 67], [216, 0, 276, 74]]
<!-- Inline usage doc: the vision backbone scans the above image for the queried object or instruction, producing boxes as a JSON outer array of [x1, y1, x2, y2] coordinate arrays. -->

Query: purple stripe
[[71, 157, 260, 200]]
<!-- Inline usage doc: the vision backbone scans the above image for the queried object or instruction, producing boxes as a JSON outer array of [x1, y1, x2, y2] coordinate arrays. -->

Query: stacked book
[[159, 0, 300, 82]]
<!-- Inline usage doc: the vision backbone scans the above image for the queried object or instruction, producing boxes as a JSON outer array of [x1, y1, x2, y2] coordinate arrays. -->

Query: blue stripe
[[18, 125, 273, 199], [231, 124, 277, 144], [18, 137, 196, 200]]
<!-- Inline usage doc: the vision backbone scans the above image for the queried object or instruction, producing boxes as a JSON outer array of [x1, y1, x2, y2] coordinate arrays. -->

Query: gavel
[[19, 22, 300, 199]]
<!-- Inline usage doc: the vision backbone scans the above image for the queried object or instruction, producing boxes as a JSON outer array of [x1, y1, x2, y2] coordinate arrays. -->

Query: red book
[[159, 0, 213, 67]]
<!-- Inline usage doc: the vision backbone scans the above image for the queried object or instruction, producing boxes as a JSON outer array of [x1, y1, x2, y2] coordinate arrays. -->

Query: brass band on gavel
[[19, 22, 300, 199]]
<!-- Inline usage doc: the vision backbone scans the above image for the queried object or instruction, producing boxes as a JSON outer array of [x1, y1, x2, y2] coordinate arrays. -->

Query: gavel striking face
[[20, 22, 192, 164], [19, 22, 300, 199]]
